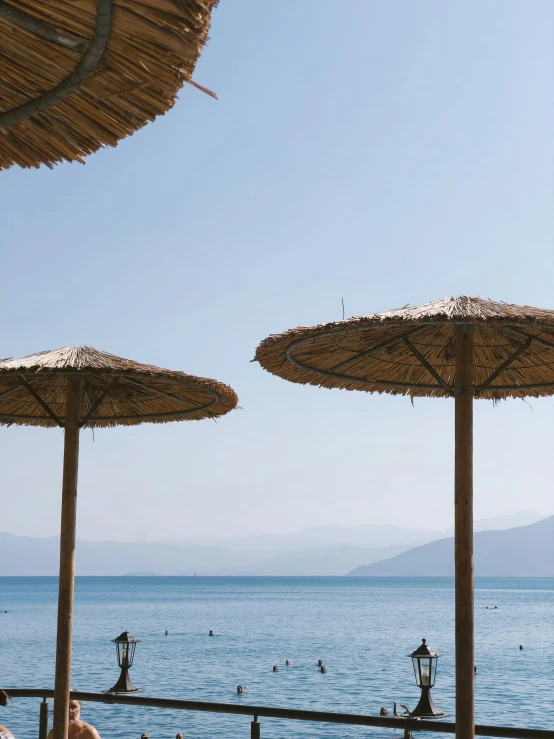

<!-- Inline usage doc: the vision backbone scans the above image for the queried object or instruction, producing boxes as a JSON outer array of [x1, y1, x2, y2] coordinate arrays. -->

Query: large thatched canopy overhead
[[254, 297, 554, 400], [0, 0, 218, 170], [0, 346, 237, 427]]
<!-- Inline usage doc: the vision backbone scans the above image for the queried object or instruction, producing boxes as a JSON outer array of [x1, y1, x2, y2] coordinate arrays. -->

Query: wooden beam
[[454, 326, 475, 739], [0, 384, 24, 401], [0, 2, 89, 53], [119, 377, 219, 409], [478, 336, 534, 390], [53, 377, 82, 739], [19, 376, 64, 427], [325, 326, 429, 373], [403, 338, 454, 395], [79, 377, 119, 427]]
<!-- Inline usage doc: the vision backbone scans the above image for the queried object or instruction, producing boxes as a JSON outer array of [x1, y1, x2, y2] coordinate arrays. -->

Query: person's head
[[317, 659, 323, 666], [237, 685, 243, 694], [176, 733, 184, 739], [68, 700, 82, 724], [285, 659, 290, 666], [0, 691, 11, 707], [272, 665, 278, 672], [141, 734, 149, 739]]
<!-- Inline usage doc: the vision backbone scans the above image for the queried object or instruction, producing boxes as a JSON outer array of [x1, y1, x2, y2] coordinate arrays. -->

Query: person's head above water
[[0, 691, 11, 707], [317, 659, 323, 667], [285, 659, 290, 666], [209, 630, 214, 636], [236, 686, 243, 694], [272, 665, 278, 672], [519, 645, 523, 650], [176, 733, 184, 739], [320, 665, 327, 673], [165, 631, 169, 636]]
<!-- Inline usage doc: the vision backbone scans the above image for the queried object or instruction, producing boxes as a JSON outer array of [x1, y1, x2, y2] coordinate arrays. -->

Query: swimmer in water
[[209, 630, 214, 637], [519, 645, 523, 650], [165, 631, 169, 636], [379, 707, 387, 717], [285, 660, 290, 666], [317, 659, 323, 667], [176, 734, 184, 739], [320, 665, 327, 674], [237, 686, 243, 694], [272, 666, 278, 672]]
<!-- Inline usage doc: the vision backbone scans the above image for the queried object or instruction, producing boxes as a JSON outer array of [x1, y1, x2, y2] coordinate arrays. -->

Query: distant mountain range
[[348, 515, 554, 577], [0, 510, 546, 576]]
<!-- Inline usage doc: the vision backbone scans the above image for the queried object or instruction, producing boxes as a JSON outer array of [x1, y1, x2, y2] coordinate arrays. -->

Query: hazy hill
[[214, 524, 443, 553], [348, 516, 554, 577], [0, 532, 409, 576], [1, 512, 547, 576]]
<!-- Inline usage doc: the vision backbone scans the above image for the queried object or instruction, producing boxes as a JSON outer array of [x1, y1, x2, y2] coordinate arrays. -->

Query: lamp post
[[408, 639, 446, 718], [104, 631, 143, 694]]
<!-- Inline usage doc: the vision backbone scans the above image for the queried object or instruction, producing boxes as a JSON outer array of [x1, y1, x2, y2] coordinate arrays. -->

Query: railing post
[[39, 698, 49, 739], [251, 715, 260, 739]]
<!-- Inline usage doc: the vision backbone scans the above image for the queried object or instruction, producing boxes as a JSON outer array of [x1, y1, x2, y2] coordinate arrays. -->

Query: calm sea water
[[1, 577, 553, 738]]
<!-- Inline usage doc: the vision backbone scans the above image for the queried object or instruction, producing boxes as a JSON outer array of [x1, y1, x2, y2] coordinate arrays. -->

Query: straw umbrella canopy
[[254, 296, 554, 739], [0, 346, 237, 738], [0, 0, 219, 170]]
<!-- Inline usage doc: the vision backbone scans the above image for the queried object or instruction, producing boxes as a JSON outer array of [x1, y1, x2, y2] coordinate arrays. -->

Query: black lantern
[[408, 639, 445, 718], [104, 631, 143, 694]]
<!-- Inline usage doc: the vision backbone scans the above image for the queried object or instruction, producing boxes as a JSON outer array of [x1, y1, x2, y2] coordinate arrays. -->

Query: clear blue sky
[[1, 0, 553, 541]]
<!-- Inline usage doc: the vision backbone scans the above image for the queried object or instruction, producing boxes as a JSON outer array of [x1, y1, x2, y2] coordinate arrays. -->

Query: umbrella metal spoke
[[80, 377, 120, 427], [285, 342, 445, 392], [0, 2, 89, 53], [503, 327, 554, 352], [403, 338, 454, 395], [478, 336, 535, 390], [0, 0, 113, 129], [0, 384, 25, 401], [18, 376, 64, 427], [325, 326, 429, 373], [119, 376, 220, 413]]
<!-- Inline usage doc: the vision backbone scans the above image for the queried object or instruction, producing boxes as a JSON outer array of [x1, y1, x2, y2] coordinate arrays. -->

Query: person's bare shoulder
[[82, 721, 101, 739]]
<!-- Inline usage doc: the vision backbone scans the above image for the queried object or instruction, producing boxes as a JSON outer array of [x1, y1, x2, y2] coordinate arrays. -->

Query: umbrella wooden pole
[[53, 377, 82, 739], [454, 326, 474, 739]]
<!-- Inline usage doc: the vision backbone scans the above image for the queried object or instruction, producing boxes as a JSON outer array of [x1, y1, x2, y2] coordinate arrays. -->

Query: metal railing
[[5, 688, 554, 739]]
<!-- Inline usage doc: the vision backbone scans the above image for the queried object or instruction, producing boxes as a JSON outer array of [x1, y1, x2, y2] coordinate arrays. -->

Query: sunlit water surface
[[1, 577, 553, 738]]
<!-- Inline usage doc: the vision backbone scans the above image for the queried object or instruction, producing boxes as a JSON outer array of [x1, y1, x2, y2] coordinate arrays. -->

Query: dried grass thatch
[[254, 296, 554, 400], [0, 346, 237, 427], [0, 0, 218, 170]]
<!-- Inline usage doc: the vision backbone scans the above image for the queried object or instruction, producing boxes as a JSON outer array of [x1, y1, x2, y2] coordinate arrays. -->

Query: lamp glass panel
[[420, 660, 431, 686], [429, 657, 438, 687], [412, 657, 421, 686]]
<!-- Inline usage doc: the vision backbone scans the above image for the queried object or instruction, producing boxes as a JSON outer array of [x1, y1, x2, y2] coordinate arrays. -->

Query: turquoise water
[[1, 577, 553, 738]]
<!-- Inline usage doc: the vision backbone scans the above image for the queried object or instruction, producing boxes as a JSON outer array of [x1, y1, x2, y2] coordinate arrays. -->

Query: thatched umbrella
[[0, 0, 218, 170], [0, 346, 237, 738], [254, 296, 554, 739]]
